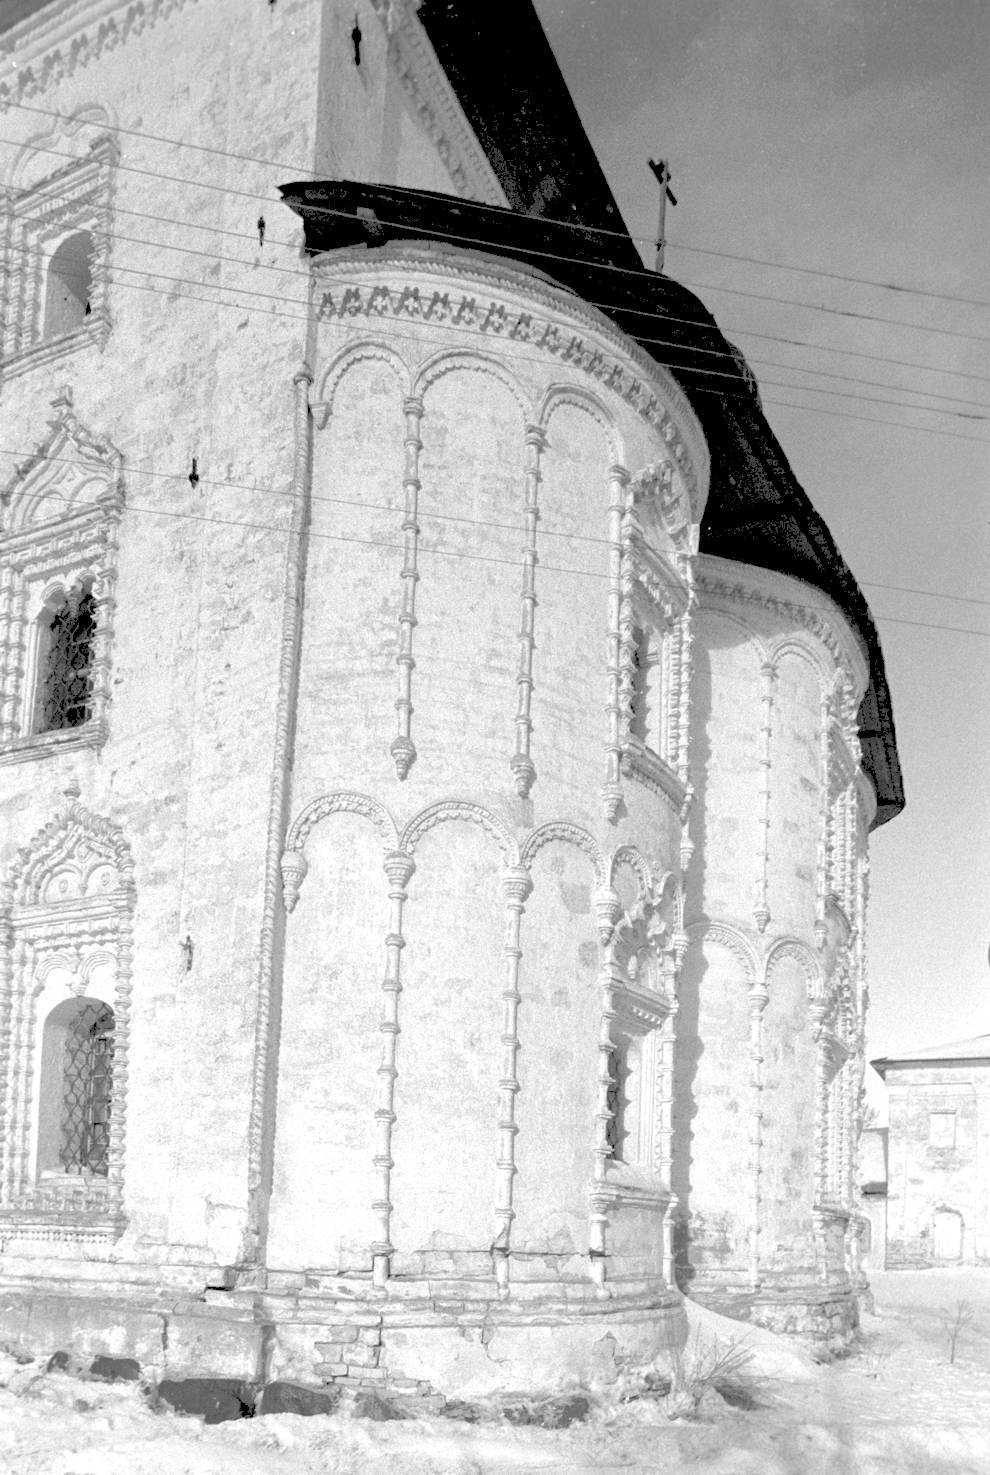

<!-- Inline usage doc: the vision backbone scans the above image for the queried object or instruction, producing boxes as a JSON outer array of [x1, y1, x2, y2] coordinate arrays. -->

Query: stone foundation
[[689, 1282, 859, 1356], [0, 1269, 687, 1399]]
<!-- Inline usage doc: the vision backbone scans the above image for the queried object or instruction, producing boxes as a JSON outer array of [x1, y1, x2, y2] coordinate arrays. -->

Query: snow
[[4, 1270, 990, 1474]]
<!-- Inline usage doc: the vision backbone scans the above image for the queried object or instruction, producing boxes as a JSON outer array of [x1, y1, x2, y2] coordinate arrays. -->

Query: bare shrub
[[946, 1299, 975, 1365], [666, 1329, 758, 1419]]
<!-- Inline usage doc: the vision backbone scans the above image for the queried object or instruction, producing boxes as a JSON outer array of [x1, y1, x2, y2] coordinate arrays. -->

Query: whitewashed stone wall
[[0, 0, 886, 1393], [679, 555, 872, 1349]]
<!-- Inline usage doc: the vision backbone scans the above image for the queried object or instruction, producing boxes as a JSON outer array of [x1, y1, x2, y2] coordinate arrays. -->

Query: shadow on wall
[[671, 612, 758, 1291], [670, 620, 715, 1290]]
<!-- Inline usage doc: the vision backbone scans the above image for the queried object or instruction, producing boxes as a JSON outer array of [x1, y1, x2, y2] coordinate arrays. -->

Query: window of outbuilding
[[929, 1111, 956, 1148]]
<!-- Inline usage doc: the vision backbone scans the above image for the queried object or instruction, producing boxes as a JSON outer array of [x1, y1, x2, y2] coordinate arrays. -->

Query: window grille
[[605, 1045, 627, 1158], [38, 584, 96, 733], [59, 1001, 114, 1177]]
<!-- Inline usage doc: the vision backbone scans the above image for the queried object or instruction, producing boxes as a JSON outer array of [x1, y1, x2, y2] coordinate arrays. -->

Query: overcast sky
[[533, 0, 990, 1058]]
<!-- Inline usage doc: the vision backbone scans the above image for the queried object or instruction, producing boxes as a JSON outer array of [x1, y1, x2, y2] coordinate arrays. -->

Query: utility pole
[[648, 158, 677, 272]]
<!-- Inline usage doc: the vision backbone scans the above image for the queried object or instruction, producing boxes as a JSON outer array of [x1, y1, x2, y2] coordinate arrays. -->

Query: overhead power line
[[9, 99, 990, 311], [10, 213, 990, 417], [1, 444, 987, 624], [7, 132, 990, 351], [5, 234, 990, 440]]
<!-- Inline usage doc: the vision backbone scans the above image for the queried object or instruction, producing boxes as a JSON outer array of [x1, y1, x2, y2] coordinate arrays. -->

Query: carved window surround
[[607, 462, 694, 820], [0, 390, 123, 765], [2, 135, 116, 381], [0, 797, 134, 1239]]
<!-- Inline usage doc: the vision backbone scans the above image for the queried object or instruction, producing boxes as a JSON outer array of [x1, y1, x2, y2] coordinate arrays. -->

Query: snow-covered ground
[[4, 1270, 990, 1474]]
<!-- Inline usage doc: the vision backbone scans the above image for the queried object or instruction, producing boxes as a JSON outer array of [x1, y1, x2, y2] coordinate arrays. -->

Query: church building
[[0, 0, 902, 1399]]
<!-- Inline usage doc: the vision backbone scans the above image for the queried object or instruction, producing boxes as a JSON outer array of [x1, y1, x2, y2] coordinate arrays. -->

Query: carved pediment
[[7, 798, 133, 913], [1, 389, 123, 537], [629, 460, 697, 556]]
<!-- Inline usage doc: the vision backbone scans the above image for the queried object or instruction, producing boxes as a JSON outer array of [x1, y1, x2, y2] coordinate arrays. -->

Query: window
[[0, 799, 134, 1234], [605, 1034, 649, 1166], [37, 998, 114, 1179], [929, 1111, 956, 1149], [0, 391, 122, 763], [629, 624, 665, 756], [35, 581, 96, 733], [44, 231, 94, 339], [2, 121, 115, 377]]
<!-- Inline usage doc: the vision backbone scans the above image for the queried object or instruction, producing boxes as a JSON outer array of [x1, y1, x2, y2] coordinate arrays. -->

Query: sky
[[533, 0, 990, 1061]]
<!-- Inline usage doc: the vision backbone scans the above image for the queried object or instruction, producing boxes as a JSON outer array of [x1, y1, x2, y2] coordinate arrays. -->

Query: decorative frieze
[[0, 1, 197, 108], [314, 260, 706, 514]]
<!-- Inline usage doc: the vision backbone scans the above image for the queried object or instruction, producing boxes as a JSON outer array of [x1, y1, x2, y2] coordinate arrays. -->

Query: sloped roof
[[872, 1034, 990, 1075]]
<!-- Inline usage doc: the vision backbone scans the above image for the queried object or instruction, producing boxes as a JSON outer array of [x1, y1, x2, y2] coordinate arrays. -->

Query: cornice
[[368, 0, 506, 205], [0, 0, 195, 107], [694, 553, 869, 698], [312, 243, 710, 520]]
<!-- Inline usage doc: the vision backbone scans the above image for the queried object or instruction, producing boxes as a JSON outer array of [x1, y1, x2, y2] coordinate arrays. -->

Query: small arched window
[[37, 997, 114, 1178], [44, 230, 94, 338], [35, 580, 96, 734]]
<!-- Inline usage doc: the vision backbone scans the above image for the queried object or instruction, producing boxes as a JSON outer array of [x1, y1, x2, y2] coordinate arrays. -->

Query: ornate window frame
[[1, 126, 116, 381], [0, 389, 123, 765], [0, 796, 134, 1239], [616, 462, 694, 814]]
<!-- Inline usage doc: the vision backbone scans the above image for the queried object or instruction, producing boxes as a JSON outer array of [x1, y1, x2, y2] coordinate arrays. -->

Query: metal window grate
[[59, 1001, 114, 1176], [39, 584, 96, 732], [605, 1046, 626, 1158]]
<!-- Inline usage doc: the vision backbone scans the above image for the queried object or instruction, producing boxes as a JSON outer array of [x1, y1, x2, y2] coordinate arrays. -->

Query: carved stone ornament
[[2, 116, 118, 379], [0, 1, 197, 110], [313, 251, 707, 517], [0, 797, 134, 1236], [0, 389, 123, 763]]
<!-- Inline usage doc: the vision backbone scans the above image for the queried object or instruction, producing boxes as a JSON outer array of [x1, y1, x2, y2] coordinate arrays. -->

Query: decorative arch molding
[[537, 382, 623, 464], [313, 248, 709, 512], [400, 798, 519, 866], [694, 559, 867, 704], [684, 919, 760, 985], [311, 340, 411, 430], [608, 843, 654, 897], [691, 603, 771, 668], [0, 388, 123, 763], [763, 936, 824, 1002], [411, 346, 534, 423], [0, 792, 134, 1236], [520, 820, 606, 886], [281, 791, 400, 914], [285, 789, 399, 854], [766, 634, 834, 690]]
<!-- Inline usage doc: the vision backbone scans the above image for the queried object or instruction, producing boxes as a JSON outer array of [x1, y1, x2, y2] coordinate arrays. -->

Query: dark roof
[[0, 0, 56, 36], [872, 1035, 990, 1075], [417, 0, 640, 255], [280, 179, 903, 826]]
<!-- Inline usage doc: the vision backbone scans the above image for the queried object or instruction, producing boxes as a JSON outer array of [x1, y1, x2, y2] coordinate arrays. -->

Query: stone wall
[[677, 556, 871, 1349], [884, 1062, 990, 1266]]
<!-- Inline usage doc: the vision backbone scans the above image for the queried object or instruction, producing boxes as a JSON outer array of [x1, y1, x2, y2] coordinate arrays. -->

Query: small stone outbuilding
[[871, 1037, 990, 1267]]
